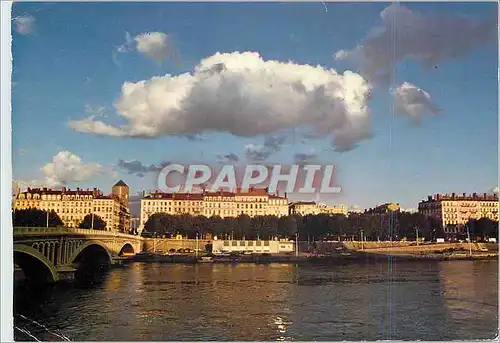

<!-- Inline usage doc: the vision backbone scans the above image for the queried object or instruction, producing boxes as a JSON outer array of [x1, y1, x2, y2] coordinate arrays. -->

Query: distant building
[[365, 203, 400, 214], [13, 181, 131, 232], [289, 201, 347, 216], [317, 203, 348, 216], [418, 193, 499, 235], [289, 201, 320, 215]]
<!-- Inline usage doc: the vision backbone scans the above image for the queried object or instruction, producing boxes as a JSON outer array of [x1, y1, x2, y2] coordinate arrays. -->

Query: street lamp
[[466, 223, 472, 256], [360, 230, 364, 250], [196, 232, 199, 258], [415, 226, 419, 247]]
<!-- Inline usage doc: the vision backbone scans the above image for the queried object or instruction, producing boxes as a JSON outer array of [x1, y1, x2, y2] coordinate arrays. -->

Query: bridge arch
[[69, 241, 113, 265], [118, 242, 135, 256], [14, 244, 58, 283]]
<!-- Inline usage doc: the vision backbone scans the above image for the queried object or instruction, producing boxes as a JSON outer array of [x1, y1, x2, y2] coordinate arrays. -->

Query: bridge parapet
[[14, 227, 144, 240]]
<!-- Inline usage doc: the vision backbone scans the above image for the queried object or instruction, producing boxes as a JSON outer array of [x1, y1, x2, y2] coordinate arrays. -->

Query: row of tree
[[13, 208, 498, 241], [12, 209, 107, 230], [142, 212, 450, 241]]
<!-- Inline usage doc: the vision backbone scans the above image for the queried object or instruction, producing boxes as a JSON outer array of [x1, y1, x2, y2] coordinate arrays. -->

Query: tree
[[467, 218, 498, 240], [13, 208, 63, 227], [79, 213, 107, 230]]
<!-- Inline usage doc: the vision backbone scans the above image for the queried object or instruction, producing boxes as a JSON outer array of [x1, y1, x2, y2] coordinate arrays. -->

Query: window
[[239, 241, 245, 246]]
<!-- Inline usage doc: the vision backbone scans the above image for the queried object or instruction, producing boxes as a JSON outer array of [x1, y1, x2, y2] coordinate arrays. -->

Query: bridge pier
[[55, 266, 77, 282]]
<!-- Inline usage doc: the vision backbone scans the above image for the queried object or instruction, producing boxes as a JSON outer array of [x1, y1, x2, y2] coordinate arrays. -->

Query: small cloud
[[116, 159, 168, 177], [245, 136, 286, 162], [294, 153, 319, 165], [135, 32, 170, 62], [84, 104, 107, 118], [13, 15, 36, 35], [113, 31, 173, 64], [182, 134, 206, 141], [216, 153, 239, 164], [392, 82, 439, 123]]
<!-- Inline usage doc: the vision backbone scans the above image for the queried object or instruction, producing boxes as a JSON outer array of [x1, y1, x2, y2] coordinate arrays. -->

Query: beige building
[[140, 192, 204, 226], [289, 201, 347, 216], [268, 194, 290, 217], [317, 203, 348, 216], [13, 180, 131, 232], [418, 193, 499, 234], [139, 188, 289, 227]]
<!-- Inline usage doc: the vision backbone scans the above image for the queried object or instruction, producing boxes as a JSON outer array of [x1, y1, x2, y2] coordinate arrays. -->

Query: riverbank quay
[[132, 249, 498, 264]]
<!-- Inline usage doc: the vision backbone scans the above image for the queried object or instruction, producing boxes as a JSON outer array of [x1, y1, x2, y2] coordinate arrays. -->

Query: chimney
[[473, 192, 477, 198], [77, 187, 80, 192], [463, 193, 466, 197], [452, 192, 455, 198], [427, 196, 432, 201], [484, 193, 487, 198], [43, 187, 47, 191], [284, 192, 287, 198], [142, 190, 145, 198], [436, 194, 440, 200]]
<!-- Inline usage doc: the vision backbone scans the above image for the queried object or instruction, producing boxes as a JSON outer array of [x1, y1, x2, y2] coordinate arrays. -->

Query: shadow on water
[[14, 264, 111, 341]]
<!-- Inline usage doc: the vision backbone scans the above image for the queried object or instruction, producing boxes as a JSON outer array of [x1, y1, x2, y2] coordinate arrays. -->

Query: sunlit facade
[[418, 193, 499, 234], [13, 181, 131, 232], [289, 201, 347, 216], [140, 188, 289, 227]]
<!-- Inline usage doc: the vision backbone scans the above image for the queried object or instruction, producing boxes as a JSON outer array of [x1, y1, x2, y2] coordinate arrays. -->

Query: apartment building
[[139, 188, 289, 227], [13, 180, 131, 232], [140, 192, 204, 226], [418, 193, 499, 234]]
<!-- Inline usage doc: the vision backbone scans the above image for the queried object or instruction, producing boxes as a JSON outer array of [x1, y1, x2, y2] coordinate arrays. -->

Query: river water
[[14, 260, 498, 341]]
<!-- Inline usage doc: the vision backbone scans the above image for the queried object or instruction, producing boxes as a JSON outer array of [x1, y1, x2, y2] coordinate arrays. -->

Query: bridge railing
[[13, 227, 142, 240]]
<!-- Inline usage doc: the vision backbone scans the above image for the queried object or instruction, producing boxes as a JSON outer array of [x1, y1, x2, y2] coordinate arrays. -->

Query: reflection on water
[[14, 260, 498, 341]]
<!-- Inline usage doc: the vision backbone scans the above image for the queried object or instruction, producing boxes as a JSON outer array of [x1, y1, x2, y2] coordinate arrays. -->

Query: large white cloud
[[393, 82, 439, 123], [70, 51, 373, 152], [41, 151, 103, 187], [13, 15, 36, 35], [335, 4, 495, 84]]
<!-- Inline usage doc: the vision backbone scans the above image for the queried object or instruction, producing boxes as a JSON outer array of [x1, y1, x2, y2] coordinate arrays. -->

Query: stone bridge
[[13, 227, 144, 283]]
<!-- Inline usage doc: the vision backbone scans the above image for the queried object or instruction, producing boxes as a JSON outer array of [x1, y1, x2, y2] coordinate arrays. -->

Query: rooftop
[[422, 193, 499, 202], [113, 180, 128, 187]]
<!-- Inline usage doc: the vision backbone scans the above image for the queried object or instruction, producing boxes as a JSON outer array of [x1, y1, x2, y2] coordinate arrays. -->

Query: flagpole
[[46, 211, 49, 228]]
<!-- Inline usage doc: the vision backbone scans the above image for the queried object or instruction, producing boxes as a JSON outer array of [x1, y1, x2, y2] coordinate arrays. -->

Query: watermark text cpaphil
[[157, 164, 341, 194]]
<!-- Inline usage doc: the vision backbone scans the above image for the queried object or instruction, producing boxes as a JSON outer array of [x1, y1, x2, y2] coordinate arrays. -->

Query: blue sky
[[11, 2, 498, 211]]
